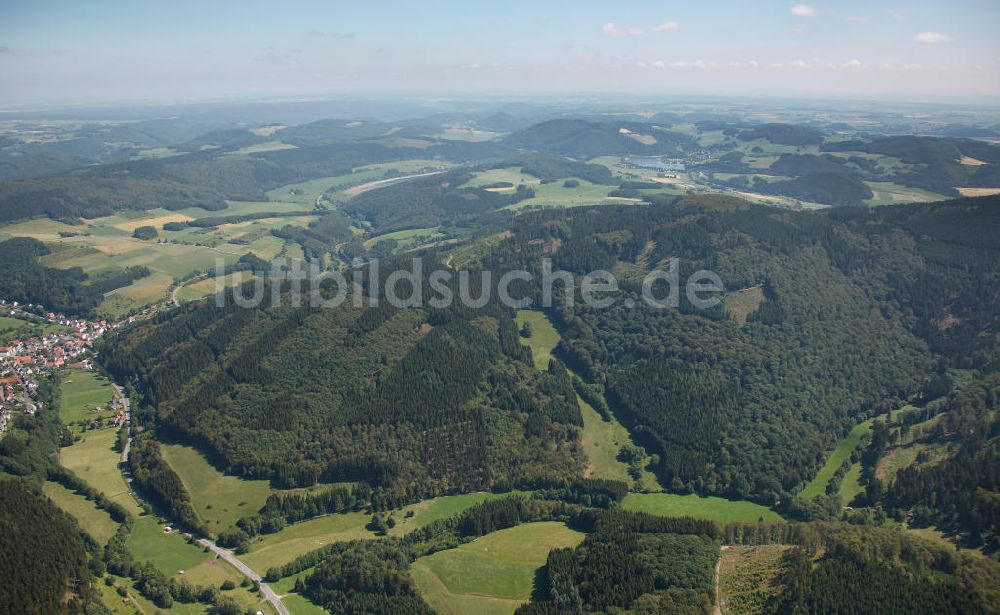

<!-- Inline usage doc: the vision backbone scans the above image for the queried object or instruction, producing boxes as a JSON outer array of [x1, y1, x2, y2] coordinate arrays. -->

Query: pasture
[[159, 443, 275, 532], [800, 419, 873, 499], [59, 368, 116, 426], [42, 481, 120, 544], [240, 512, 374, 573], [622, 493, 783, 523], [97, 272, 174, 318], [390, 492, 525, 536], [509, 178, 636, 210], [411, 522, 585, 615], [516, 309, 659, 489], [59, 426, 142, 515], [125, 515, 209, 575], [514, 310, 559, 371]]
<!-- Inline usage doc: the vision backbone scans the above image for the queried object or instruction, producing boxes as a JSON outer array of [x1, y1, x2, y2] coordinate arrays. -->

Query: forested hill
[[101, 267, 585, 503], [100, 193, 1000, 523], [480, 195, 1000, 508]]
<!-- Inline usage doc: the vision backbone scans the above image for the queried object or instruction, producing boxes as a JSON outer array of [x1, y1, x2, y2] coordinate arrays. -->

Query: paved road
[[109, 383, 289, 615], [197, 539, 290, 615], [111, 383, 131, 463], [341, 171, 442, 196]]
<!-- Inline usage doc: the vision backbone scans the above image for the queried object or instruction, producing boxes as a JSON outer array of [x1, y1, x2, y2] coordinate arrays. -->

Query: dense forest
[[100, 267, 586, 505], [0, 479, 94, 615], [0, 237, 149, 315]]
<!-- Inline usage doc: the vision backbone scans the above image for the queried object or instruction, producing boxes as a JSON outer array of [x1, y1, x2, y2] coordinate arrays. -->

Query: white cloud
[[886, 9, 907, 20], [845, 16, 869, 25], [788, 60, 810, 68], [651, 60, 665, 68], [790, 4, 818, 17], [601, 22, 645, 37], [843, 59, 862, 68], [651, 21, 680, 32], [914, 32, 952, 44]]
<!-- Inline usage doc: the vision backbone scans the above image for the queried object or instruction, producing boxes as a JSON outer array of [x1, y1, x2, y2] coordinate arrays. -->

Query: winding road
[[115, 384, 289, 615]]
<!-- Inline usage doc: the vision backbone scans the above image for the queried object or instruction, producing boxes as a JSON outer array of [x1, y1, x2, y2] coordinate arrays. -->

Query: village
[[0, 299, 129, 436]]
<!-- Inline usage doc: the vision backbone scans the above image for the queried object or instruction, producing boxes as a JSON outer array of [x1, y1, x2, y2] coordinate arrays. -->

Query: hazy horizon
[[3, 0, 1000, 108]]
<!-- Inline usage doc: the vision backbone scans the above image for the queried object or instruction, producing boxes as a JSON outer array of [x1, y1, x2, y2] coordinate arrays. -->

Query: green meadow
[[42, 481, 120, 544], [622, 493, 783, 523], [411, 522, 585, 615], [125, 515, 209, 575], [800, 419, 874, 499], [59, 368, 116, 426], [59, 427, 141, 515], [390, 492, 527, 536], [240, 512, 375, 573], [159, 443, 275, 532], [515, 310, 659, 489]]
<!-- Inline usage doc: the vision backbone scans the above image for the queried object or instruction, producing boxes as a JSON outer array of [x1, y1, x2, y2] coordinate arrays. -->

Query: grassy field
[[280, 593, 327, 615], [837, 462, 865, 505], [515, 310, 659, 489], [510, 178, 636, 210], [59, 426, 142, 515], [800, 419, 874, 499], [59, 368, 116, 427], [159, 443, 275, 532], [125, 515, 209, 575], [865, 181, 948, 205], [390, 492, 525, 536], [97, 272, 174, 318], [622, 493, 783, 523], [241, 512, 374, 573], [363, 226, 443, 251], [43, 481, 120, 544], [411, 522, 585, 615], [514, 310, 559, 371], [0, 315, 69, 343]]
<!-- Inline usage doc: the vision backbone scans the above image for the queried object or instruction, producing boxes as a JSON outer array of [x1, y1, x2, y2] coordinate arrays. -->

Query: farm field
[[411, 522, 585, 615], [97, 272, 174, 318], [363, 226, 444, 251], [509, 178, 637, 210], [800, 418, 874, 499], [159, 442, 275, 533], [461, 167, 541, 189], [174, 272, 251, 303], [865, 181, 948, 205], [240, 512, 375, 573], [42, 481, 120, 544], [59, 426, 141, 515], [59, 367, 116, 427], [622, 493, 783, 523]]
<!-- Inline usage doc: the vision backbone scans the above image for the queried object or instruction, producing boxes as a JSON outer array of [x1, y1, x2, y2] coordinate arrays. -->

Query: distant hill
[[503, 119, 693, 158], [738, 123, 825, 146]]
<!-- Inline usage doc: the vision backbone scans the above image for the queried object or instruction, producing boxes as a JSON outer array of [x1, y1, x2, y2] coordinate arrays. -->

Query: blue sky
[[2, 0, 998, 106]]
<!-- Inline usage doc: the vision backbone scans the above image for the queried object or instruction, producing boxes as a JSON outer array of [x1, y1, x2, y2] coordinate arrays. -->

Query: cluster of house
[[0, 299, 121, 435]]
